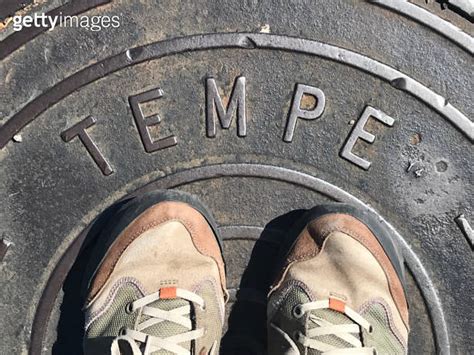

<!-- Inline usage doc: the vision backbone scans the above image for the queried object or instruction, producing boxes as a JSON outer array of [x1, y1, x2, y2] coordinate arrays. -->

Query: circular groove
[[1, 32, 472, 149], [29, 163, 450, 354], [369, 0, 474, 54]]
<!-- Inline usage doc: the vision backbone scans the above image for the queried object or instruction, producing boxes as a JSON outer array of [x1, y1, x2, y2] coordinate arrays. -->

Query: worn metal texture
[[0, 0, 33, 22], [0, 1, 472, 354]]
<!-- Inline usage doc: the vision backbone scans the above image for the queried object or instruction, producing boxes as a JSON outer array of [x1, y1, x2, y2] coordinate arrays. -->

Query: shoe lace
[[110, 287, 206, 355], [294, 298, 376, 355]]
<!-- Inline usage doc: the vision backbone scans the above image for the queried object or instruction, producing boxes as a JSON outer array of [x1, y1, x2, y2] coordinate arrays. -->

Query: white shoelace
[[110, 288, 206, 355], [294, 299, 376, 355]]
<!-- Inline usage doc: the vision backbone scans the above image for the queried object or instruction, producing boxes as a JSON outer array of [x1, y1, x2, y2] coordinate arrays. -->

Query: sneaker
[[83, 190, 227, 355], [267, 204, 409, 354]]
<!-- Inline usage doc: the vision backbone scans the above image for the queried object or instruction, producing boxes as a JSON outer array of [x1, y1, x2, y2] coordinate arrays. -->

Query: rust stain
[[410, 132, 422, 145], [300, 93, 317, 110]]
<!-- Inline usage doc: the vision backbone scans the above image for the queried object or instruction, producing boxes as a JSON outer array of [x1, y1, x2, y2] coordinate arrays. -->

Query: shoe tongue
[[307, 308, 360, 355], [138, 298, 192, 354]]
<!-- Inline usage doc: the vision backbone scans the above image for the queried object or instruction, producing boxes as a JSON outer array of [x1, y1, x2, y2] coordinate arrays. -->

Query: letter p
[[284, 84, 326, 142]]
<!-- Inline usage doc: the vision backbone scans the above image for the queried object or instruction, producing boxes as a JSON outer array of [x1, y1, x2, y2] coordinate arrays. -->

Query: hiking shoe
[[83, 190, 227, 355], [267, 204, 409, 354]]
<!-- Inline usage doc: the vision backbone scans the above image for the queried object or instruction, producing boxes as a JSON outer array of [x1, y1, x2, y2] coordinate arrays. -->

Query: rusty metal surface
[[0, 1, 472, 354]]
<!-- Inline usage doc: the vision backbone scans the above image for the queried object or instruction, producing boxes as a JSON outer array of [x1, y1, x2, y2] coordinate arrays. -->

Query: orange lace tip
[[160, 287, 177, 299], [329, 297, 345, 313]]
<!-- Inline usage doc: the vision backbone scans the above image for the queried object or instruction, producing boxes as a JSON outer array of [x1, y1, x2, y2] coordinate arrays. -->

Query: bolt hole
[[435, 160, 448, 172]]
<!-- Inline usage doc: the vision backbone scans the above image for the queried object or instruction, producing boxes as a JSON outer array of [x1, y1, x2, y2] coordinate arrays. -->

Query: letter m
[[206, 76, 247, 137]]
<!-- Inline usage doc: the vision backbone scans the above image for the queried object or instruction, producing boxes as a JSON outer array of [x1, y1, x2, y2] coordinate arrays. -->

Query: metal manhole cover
[[0, 1, 472, 354]]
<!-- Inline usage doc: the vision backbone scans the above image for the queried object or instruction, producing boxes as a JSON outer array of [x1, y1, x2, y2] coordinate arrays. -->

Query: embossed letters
[[283, 84, 326, 142], [61, 78, 395, 176], [340, 106, 395, 170], [61, 116, 113, 176], [206, 76, 247, 138], [129, 88, 178, 153]]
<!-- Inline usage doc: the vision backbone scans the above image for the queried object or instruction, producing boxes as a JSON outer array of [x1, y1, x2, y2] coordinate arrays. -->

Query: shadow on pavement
[[220, 209, 306, 355], [52, 198, 133, 355]]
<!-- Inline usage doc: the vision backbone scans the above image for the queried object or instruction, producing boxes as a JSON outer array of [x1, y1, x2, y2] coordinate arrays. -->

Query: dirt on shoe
[[83, 191, 227, 355], [267, 205, 409, 355]]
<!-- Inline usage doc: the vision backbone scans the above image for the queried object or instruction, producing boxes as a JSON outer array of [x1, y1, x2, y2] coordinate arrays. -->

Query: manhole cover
[[1, 1, 472, 354]]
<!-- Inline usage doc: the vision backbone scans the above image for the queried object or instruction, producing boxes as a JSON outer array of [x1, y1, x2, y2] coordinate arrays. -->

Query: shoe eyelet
[[118, 327, 127, 336], [292, 305, 304, 318], [125, 302, 134, 314], [368, 325, 374, 334]]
